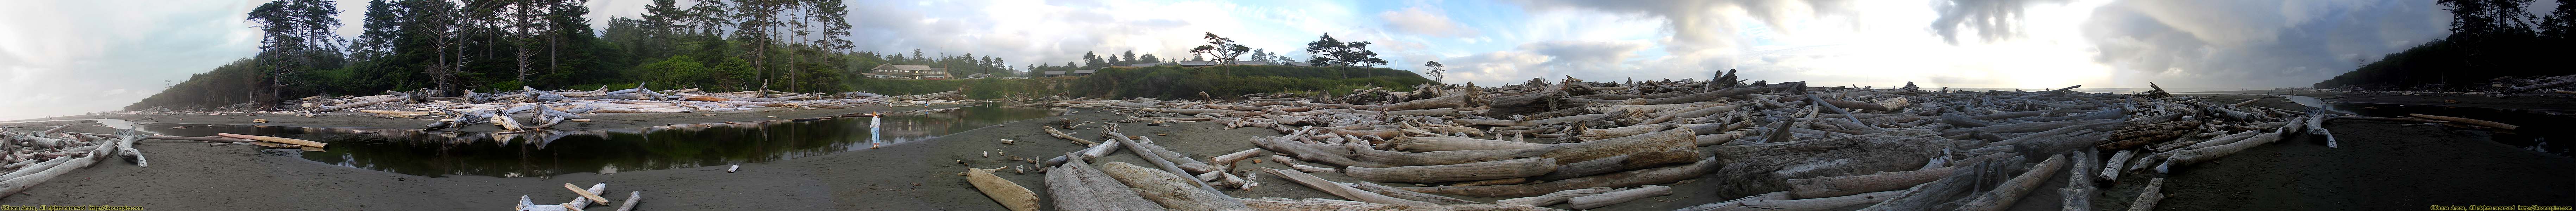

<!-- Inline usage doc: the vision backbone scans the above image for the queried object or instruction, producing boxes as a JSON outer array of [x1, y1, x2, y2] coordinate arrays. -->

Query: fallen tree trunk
[[1254, 136, 1546, 168], [1707, 134, 1964, 198], [1393, 157, 1715, 198], [1495, 187, 1613, 207], [2409, 114, 2517, 130], [1347, 182, 1480, 205], [1045, 126, 1101, 146], [1043, 138, 1126, 167], [1677, 190, 1903, 211], [1566, 185, 1671, 210], [2100, 120, 2200, 150], [1784, 165, 1957, 199], [1343, 158, 1556, 183], [1387, 136, 1553, 152], [0, 150, 102, 199], [2161, 131, 2285, 173], [1530, 155, 1629, 181], [1110, 134, 1226, 195], [316, 97, 402, 111], [1237, 198, 1558, 211], [1851, 158, 1995, 211], [2127, 178, 2167, 211], [1375, 84, 1482, 111], [1261, 168, 1436, 206], [214, 133, 328, 148], [1955, 154, 2070, 211], [1100, 162, 1252, 211], [964, 167, 1041, 211], [1045, 155, 1165, 211], [1617, 87, 1772, 106]]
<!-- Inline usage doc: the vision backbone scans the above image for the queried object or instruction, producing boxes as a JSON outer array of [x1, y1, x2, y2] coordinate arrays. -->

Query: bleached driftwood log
[[1046, 138, 1128, 167], [1784, 165, 1956, 199], [2161, 130, 2285, 173], [2127, 178, 2167, 211], [615, 191, 641, 211], [1954, 154, 2070, 211], [1347, 182, 1480, 205], [2408, 114, 2517, 130], [213, 133, 329, 148], [0, 144, 104, 199], [1100, 162, 1251, 211], [1343, 158, 1555, 183], [1706, 134, 1964, 198], [1676, 190, 1903, 211], [1394, 157, 1715, 198], [1261, 168, 1435, 206], [515, 183, 608, 211], [964, 167, 1040, 211], [1387, 136, 1553, 152], [1044, 154, 1165, 211], [1495, 187, 1613, 207], [1237, 198, 1559, 211], [1851, 158, 1995, 211], [1042, 138, 1124, 167], [316, 97, 402, 111], [1566, 185, 1671, 210], [1045, 126, 1101, 146]]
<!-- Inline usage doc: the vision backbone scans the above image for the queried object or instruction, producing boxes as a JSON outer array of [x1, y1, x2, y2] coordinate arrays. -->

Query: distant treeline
[[1066, 65, 1434, 99], [2314, 0, 2575, 90], [841, 65, 1434, 100], [131, 0, 1045, 111], [127, 0, 1426, 111]]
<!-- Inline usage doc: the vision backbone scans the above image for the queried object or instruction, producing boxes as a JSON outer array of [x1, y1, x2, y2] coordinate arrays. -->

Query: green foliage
[[2315, 0, 2574, 90], [1066, 65, 1434, 99]]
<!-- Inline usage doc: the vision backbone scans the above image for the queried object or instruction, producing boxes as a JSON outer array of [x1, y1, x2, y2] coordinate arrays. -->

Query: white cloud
[[2082, 0, 2449, 88], [1379, 6, 1480, 38], [0, 1, 263, 120]]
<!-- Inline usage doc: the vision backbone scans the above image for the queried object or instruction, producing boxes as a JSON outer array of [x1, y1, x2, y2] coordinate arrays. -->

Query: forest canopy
[[127, 0, 1421, 111]]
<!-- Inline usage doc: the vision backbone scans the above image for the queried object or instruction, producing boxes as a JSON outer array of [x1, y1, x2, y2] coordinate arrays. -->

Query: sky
[[0, 0, 2507, 120]]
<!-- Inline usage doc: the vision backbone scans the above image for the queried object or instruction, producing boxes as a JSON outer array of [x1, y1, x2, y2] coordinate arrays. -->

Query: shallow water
[[2194, 93, 2576, 155], [138, 104, 1060, 178]]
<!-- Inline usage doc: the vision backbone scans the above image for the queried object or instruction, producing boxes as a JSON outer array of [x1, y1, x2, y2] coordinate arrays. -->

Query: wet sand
[[2194, 89, 2576, 110]]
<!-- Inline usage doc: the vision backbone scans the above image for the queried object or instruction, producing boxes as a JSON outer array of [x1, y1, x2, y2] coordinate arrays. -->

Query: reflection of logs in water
[[134, 103, 1059, 177]]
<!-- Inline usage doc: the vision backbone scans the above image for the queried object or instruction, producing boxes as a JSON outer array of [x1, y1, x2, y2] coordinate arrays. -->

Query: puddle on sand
[[2318, 101, 2576, 156], [141, 104, 1060, 178], [2181, 93, 2572, 155]]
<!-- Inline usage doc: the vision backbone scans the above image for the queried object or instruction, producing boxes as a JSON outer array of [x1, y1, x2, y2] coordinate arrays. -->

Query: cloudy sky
[[0, 0, 2500, 120]]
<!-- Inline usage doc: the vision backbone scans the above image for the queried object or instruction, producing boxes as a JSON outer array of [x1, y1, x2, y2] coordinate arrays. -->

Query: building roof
[[1043, 71, 1067, 76], [877, 64, 936, 71], [1071, 69, 1098, 74], [1123, 63, 1163, 67]]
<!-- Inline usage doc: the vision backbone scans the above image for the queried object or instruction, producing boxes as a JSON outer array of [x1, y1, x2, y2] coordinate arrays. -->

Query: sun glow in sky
[[0, 0, 2473, 120]]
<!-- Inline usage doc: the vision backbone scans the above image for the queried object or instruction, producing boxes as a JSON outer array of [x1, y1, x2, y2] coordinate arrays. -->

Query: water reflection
[[143, 104, 1059, 177]]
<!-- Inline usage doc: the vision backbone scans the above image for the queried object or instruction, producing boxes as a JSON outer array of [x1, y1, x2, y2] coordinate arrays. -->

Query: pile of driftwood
[[0, 127, 149, 199], [993, 70, 2363, 210], [251, 84, 984, 132], [2491, 74, 2576, 94]]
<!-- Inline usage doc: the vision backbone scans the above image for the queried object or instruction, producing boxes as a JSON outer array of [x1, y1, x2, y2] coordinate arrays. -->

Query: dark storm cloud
[[2082, 0, 2450, 88]]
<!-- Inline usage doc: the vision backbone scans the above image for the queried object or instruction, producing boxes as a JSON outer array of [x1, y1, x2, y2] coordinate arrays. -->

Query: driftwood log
[[1099, 162, 1251, 211], [1260, 168, 1436, 206], [1045, 155, 1165, 211], [964, 167, 1041, 211], [1343, 158, 1555, 183], [1566, 185, 1671, 209]]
